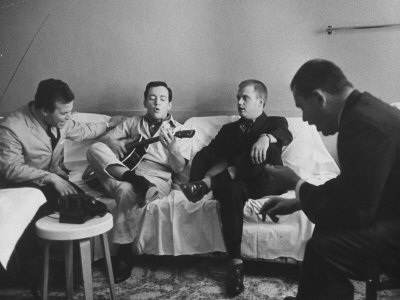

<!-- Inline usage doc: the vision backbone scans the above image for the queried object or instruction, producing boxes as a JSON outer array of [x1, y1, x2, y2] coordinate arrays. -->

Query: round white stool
[[35, 212, 116, 300]]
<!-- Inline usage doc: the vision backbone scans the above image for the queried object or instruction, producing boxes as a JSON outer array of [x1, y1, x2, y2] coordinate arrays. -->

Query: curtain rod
[[327, 23, 400, 35]]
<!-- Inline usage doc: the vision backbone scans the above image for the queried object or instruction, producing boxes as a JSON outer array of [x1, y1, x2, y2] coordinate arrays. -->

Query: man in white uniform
[[86, 81, 191, 283]]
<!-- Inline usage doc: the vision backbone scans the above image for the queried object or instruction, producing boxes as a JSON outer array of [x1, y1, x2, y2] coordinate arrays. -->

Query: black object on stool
[[58, 194, 108, 224]]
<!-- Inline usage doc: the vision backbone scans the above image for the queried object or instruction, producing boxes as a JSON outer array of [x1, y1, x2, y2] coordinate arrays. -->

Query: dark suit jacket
[[190, 112, 293, 182], [300, 90, 400, 230]]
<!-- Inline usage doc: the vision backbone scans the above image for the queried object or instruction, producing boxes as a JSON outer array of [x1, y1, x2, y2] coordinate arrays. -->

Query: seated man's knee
[[266, 144, 283, 165], [87, 142, 112, 164], [307, 233, 338, 260]]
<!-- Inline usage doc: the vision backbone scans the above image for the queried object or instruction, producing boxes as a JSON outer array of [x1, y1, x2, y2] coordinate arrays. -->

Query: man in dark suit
[[260, 59, 400, 300], [180, 79, 293, 296]]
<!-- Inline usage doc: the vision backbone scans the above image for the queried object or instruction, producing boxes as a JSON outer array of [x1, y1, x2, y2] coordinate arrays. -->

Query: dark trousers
[[191, 144, 285, 259], [296, 221, 400, 300]]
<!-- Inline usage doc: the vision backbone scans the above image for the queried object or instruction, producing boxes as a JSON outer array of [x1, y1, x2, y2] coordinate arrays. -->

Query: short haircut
[[34, 79, 75, 112], [290, 59, 353, 98], [144, 81, 172, 102], [238, 79, 268, 107]]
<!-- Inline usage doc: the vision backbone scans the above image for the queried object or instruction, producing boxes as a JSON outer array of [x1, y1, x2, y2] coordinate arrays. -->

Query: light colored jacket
[[0, 102, 107, 187]]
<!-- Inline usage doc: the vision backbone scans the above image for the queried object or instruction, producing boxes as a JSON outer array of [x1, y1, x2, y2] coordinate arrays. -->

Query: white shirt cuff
[[267, 134, 277, 143], [295, 179, 306, 200]]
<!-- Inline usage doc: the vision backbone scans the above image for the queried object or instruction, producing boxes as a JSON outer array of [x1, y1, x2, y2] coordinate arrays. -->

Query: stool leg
[[366, 278, 378, 300], [101, 233, 116, 300], [42, 242, 50, 300], [79, 238, 93, 300], [64, 241, 74, 300]]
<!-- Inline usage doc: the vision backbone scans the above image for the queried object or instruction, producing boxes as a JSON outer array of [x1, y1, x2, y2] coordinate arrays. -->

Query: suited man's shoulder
[[0, 104, 32, 130]]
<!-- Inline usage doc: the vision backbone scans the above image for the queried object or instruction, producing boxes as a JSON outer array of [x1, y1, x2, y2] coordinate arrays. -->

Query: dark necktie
[[239, 119, 253, 135], [149, 121, 162, 137], [46, 126, 60, 150], [145, 114, 173, 137]]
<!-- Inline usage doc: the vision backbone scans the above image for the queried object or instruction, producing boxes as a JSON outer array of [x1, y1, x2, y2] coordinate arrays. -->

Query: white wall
[[321, 1, 400, 104], [0, 0, 399, 120]]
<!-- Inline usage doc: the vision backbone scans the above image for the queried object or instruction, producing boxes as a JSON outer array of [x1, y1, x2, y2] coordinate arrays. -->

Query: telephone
[[58, 194, 108, 224]]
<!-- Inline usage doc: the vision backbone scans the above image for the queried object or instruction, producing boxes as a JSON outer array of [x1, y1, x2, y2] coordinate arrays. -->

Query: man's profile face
[[236, 85, 264, 120], [43, 100, 73, 129], [293, 86, 333, 136], [144, 86, 172, 121]]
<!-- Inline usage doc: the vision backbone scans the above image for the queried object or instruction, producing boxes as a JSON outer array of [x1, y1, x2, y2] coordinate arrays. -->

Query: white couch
[[64, 113, 340, 263]]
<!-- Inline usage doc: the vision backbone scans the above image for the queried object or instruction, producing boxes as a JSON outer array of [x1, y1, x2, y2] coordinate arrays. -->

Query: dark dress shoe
[[283, 297, 296, 300], [226, 263, 244, 297], [112, 256, 133, 284], [180, 181, 209, 202]]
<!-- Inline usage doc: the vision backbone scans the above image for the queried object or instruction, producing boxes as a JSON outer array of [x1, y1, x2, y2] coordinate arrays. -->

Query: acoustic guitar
[[82, 130, 195, 187]]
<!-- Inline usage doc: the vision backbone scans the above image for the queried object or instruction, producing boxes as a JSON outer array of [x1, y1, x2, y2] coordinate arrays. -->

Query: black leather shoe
[[113, 258, 133, 284], [112, 246, 134, 284], [180, 181, 209, 202], [226, 263, 244, 297], [283, 297, 296, 300]]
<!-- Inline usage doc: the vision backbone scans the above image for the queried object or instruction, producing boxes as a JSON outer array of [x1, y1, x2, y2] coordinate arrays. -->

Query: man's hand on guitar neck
[[159, 126, 186, 173], [159, 126, 179, 152]]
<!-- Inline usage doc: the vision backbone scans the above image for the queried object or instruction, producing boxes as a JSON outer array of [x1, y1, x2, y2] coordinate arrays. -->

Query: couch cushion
[[283, 117, 340, 182], [184, 115, 240, 160]]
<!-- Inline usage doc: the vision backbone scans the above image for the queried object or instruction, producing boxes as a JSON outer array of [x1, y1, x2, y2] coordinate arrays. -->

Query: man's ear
[[143, 99, 148, 109], [311, 89, 327, 107]]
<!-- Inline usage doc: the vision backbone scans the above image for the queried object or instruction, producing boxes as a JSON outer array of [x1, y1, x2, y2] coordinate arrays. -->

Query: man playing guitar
[[86, 81, 192, 283]]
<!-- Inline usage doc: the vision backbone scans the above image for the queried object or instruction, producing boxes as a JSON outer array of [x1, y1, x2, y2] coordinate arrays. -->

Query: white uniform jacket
[[0, 102, 107, 187]]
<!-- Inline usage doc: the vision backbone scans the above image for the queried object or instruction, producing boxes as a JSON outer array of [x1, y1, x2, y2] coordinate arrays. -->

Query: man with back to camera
[[180, 79, 293, 296], [259, 59, 400, 300], [86, 81, 192, 283], [0, 78, 122, 288]]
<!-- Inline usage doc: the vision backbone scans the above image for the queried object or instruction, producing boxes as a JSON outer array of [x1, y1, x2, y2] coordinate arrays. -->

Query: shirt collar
[[239, 112, 266, 133], [145, 113, 177, 125], [29, 101, 49, 131], [144, 113, 176, 135], [239, 111, 266, 125], [338, 89, 361, 128]]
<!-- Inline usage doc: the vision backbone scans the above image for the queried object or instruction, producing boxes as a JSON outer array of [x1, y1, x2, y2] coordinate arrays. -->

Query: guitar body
[[120, 135, 149, 170], [82, 129, 195, 187]]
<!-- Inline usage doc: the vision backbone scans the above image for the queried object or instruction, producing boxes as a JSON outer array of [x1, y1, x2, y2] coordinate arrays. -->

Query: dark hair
[[238, 79, 268, 107], [290, 59, 353, 98], [34, 79, 75, 112], [144, 81, 172, 101]]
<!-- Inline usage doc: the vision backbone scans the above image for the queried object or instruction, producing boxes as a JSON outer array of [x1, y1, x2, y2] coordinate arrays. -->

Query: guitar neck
[[127, 136, 160, 149], [125, 130, 194, 150]]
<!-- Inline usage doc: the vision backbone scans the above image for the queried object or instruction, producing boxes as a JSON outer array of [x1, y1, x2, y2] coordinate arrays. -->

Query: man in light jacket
[[0, 78, 121, 288]]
